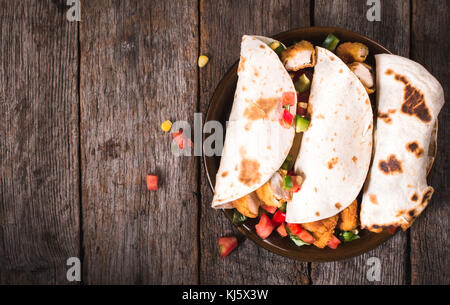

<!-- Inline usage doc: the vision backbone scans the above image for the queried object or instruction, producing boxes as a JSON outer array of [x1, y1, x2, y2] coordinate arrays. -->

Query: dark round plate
[[203, 26, 395, 262]]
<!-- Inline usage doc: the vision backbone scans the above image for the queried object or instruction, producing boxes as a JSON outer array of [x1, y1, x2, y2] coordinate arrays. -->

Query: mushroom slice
[[232, 192, 261, 218], [336, 42, 369, 63], [256, 172, 292, 207], [348, 62, 375, 94], [281, 40, 316, 71]]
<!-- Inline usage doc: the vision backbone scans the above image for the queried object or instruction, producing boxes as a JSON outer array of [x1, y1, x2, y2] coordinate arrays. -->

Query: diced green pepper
[[339, 230, 360, 242], [269, 41, 286, 56], [232, 209, 247, 224], [295, 115, 310, 133], [322, 33, 340, 51], [294, 74, 311, 93], [282, 175, 293, 190]]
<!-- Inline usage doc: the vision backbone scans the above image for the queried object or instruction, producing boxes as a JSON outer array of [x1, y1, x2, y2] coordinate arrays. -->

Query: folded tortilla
[[211, 35, 297, 208], [286, 47, 373, 223], [360, 54, 445, 231]]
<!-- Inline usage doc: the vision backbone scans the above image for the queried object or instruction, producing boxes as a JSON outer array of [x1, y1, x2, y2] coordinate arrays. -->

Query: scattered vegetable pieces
[[295, 115, 310, 133], [261, 204, 277, 214], [276, 223, 288, 237], [172, 130, 193, 150], [339, 230, 360, 242], [271, 210, 286, 226], [198, 55, 209, 68], [322, 33, 340, 51], [218, 236, 238, 258], [255, 213, 276, 240], [282, 175, 293, 190], [286, 223, 302, 235], [146, 174, 158, 191], [327, 235, 341, 249], [160, 120, 172, 132], [282, 91, 296, 107], [294, 73, 311, 93], [269, 41, 285, 56], [282, 109, 294, 125], [232, 209, 247, 224]]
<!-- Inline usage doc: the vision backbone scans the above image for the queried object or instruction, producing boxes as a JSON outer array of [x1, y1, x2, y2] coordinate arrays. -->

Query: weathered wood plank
[[410, 0, 450, 285], [311, 0, 410, 284], [0, 1, 79, 284], [80, 1, 199, 284], [199, 0, 311, 284]]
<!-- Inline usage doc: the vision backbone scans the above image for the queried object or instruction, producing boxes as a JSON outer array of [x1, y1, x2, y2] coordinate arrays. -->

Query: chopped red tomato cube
[[298, 230, 315, 244], [218, 236, 238, 258], [146, 174, 158, 191], [327, 235, 341, 249], [282, 109, 294, 125], [276, 223, 288, 237], [172, 130, 192, 150], [255, 214, 276, 240], [261, 204, 277, 214], [282, 92, 296, 106], [286, 223, 302, 235], [271, 210, 286, 226]]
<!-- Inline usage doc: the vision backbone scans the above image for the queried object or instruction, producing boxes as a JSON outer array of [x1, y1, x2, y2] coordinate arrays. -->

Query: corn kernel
[[161, 120, 172, 132], [198, 55, 209, 68]]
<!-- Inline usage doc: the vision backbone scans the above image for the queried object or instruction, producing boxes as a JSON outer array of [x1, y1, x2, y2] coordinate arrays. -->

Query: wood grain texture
[[410, 0, 450, 285], [0, 1, 79, 284], [199, 0, 311, 285], [80, 0, 199, 284], [311, 0, 410, 284]]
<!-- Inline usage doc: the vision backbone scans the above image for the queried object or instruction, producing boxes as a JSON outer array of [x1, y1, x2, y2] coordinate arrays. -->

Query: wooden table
[[0, 0, 448, 285]]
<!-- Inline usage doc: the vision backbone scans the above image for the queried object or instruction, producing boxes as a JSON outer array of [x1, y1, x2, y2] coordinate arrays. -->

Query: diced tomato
[[282, 109, 294, 125], [282, 92, 296, 106], [276, 223, 288, 237], [261, 205, 277, 214], [327, 235, 341, 249], [255, 214, 276, 240], [218, 236, 238, 258], [387, 226, 397, 234], [172, 130, 192, 149], [291, 176, 302, 193], [146, 174, 158, 191], [298, 230, 315, 244], [286, 223, 302, 235], [271, 210, 286, 226]]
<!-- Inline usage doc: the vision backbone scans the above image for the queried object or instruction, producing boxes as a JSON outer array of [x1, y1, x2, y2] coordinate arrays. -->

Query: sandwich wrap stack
[[286, 47, 373, 223], [361, 54, 445, 231], [211, 35, 297, 208]]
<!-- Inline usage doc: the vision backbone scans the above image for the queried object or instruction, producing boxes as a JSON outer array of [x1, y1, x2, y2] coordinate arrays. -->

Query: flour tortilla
[[286, 47, 373, 223], [360, 54, 445, 231], [211, 35, 297, 208]]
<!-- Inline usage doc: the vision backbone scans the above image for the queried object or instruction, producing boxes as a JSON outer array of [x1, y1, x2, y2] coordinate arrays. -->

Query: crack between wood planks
[[196, 0, 202, 285], [77, 20, 85, 286]]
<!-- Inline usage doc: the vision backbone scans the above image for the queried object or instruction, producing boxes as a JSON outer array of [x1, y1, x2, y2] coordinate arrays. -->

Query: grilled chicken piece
[[349, 62, 375, 94], [338, 200, 358, 231], [232, 192, 261, 218], [281, 40, 316, 71], [302, 215, 339, 248], [256, 172, 292, 208], [336, 42, 369, 63]]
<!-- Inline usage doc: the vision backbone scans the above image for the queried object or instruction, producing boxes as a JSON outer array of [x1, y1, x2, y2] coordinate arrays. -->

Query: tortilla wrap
[[211, 35, 297, 208], [360, 54, 445, 231], [286, 47, 373, 223]]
